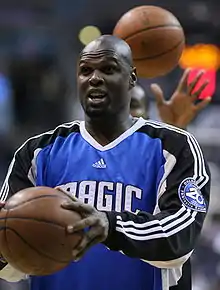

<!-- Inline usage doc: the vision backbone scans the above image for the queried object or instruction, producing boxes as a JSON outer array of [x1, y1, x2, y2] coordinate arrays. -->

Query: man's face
[[77, 49, 132, 118], [130, 86, 149, 119]]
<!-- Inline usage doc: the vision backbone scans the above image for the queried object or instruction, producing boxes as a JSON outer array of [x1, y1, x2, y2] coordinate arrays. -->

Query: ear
[[129, 67, 137, 89]]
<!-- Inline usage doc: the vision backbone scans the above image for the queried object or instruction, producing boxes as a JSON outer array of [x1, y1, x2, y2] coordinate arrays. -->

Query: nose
[[89, 70, 104, 86]]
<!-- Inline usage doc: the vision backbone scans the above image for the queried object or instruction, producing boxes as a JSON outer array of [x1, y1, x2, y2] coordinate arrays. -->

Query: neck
[[84, 113, 135, 146]]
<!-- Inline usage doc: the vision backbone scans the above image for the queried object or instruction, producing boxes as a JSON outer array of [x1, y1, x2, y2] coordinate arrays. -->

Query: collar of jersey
[[79, 117, 146, 151]]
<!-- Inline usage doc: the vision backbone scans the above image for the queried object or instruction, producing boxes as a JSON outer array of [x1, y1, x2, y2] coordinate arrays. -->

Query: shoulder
[[139, 119, 194, 145], [138, 119, 210, 192], [15, 120, 81, 157], [138, 119, 189, 141], [137, 119, 200, 158]]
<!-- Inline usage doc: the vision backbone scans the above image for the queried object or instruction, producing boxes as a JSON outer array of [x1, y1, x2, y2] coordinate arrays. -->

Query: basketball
[[0, 187, 83, 276], [113, 5, 185, 78]]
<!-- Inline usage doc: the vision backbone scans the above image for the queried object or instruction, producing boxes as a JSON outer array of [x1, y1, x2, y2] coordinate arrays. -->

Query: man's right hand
[[0, 202, 5, 209]]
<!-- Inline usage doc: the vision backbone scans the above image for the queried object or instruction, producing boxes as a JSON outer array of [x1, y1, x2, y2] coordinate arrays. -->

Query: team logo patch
[[178, 178, 207, 212]]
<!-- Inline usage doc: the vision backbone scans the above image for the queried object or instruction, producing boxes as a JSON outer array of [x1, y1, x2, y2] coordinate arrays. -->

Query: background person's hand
[[150, 69, 211, 129]]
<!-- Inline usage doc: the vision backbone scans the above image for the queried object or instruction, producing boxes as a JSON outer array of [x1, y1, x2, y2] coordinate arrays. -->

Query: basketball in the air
[[113, 5, 185, 78]]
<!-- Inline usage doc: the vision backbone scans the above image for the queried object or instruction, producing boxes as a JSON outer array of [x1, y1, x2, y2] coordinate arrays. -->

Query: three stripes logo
[[92, 158, 107, 169]]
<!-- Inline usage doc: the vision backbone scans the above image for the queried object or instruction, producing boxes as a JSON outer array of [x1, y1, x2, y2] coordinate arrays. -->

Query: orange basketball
[[113, 6, 185, 78], [0, 187, 83, 276]]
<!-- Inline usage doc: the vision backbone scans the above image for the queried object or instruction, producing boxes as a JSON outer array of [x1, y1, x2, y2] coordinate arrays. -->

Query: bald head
[[80, 35, 133, 68], [77, 35, 137, 120]]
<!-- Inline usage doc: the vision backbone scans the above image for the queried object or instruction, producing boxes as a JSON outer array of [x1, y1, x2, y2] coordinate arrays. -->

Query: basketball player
[[130, 70, 211, 128], [0, 35, 210, 290]]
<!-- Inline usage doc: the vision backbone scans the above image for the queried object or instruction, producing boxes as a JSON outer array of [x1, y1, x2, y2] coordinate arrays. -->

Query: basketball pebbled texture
[[0, 187, 83, 276], [113, 5, 185, 78]]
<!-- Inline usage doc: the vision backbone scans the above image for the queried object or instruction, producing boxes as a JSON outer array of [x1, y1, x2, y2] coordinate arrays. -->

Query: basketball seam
[[133, 39, 184, 61], [4, 194, 68, 210], [0, 227, 71, 264], [3, 209, 15, 268], [123, 24, 182, 41], [0, 217, 66, 228], [2, 210, 25, 271]]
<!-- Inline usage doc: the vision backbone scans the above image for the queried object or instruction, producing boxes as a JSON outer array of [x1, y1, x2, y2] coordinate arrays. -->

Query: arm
[[0, 144, 35, 203], [0, 123, 77, 281], [63, 128, 210, 269], [103, 130, 210, 267]]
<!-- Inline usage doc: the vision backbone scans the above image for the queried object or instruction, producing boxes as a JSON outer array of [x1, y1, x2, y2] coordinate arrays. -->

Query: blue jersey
[[0, 118, 210, 290]]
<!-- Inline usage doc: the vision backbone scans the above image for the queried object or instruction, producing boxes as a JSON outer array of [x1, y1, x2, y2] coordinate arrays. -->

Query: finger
[[176, 68, 191, 92], [55, 187, 78, 201], [61, 201, 94, 214], [191, 79, 209, 101], [0, 202, 5, 211], [194, 97, 211, 112], [188, 70, 204, 94], [74, 236, 102, 261], [55, 186, 70, 197], [67, 216, 99, 233], [72, 228, 104, 260], [150, 84, 164, 106]]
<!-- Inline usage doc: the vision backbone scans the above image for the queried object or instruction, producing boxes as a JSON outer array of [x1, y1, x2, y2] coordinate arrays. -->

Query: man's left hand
[[61, 200, 109, 261]]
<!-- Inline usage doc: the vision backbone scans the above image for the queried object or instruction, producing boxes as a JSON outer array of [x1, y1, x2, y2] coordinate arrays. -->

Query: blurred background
[[0, 0, 219, 289]]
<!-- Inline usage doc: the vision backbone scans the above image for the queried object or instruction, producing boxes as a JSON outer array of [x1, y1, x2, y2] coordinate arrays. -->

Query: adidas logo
[[92, 158, 107, 169]]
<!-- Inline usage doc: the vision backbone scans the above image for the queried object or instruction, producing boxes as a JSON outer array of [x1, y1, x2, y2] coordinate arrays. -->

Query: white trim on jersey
[[115, 120, 209, 241], [27, 148, 42, 186], [144, 250, 192, 269], [158, 252, 192, 289], [0, 121, 81, 202], [153, 149, 176, 216], [157, 149, 176, 199], [116, 211, 197, 241], [146, 120, 209, 189], [80, 117, 146, 151], [0, 263, 26, 282], [117, 206, 189, 229]]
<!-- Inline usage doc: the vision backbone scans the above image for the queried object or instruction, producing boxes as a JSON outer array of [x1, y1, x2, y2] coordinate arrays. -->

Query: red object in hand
[[187, 68, 216, 99]]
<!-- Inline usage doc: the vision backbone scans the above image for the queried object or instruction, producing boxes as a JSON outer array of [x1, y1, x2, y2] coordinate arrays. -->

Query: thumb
[[150, 83, 164, 106], [0, 202, 5, 210]]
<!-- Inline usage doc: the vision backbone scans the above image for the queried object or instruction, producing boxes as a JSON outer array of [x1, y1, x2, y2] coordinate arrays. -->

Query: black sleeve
[[0, 131, 54, 272], [0, 122, 80, 272], [103, 129, 210, 268], [0, 122, 80, 203], [0, 140, 38, 202]]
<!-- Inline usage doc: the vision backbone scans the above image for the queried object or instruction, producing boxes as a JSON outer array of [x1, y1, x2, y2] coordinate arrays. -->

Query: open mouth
[[88, 92, 107, 103]]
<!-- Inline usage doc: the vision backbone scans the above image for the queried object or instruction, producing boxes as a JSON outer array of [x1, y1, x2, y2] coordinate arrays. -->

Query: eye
[[79, 66, 92, 75], [102, 65, 117, 74]]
